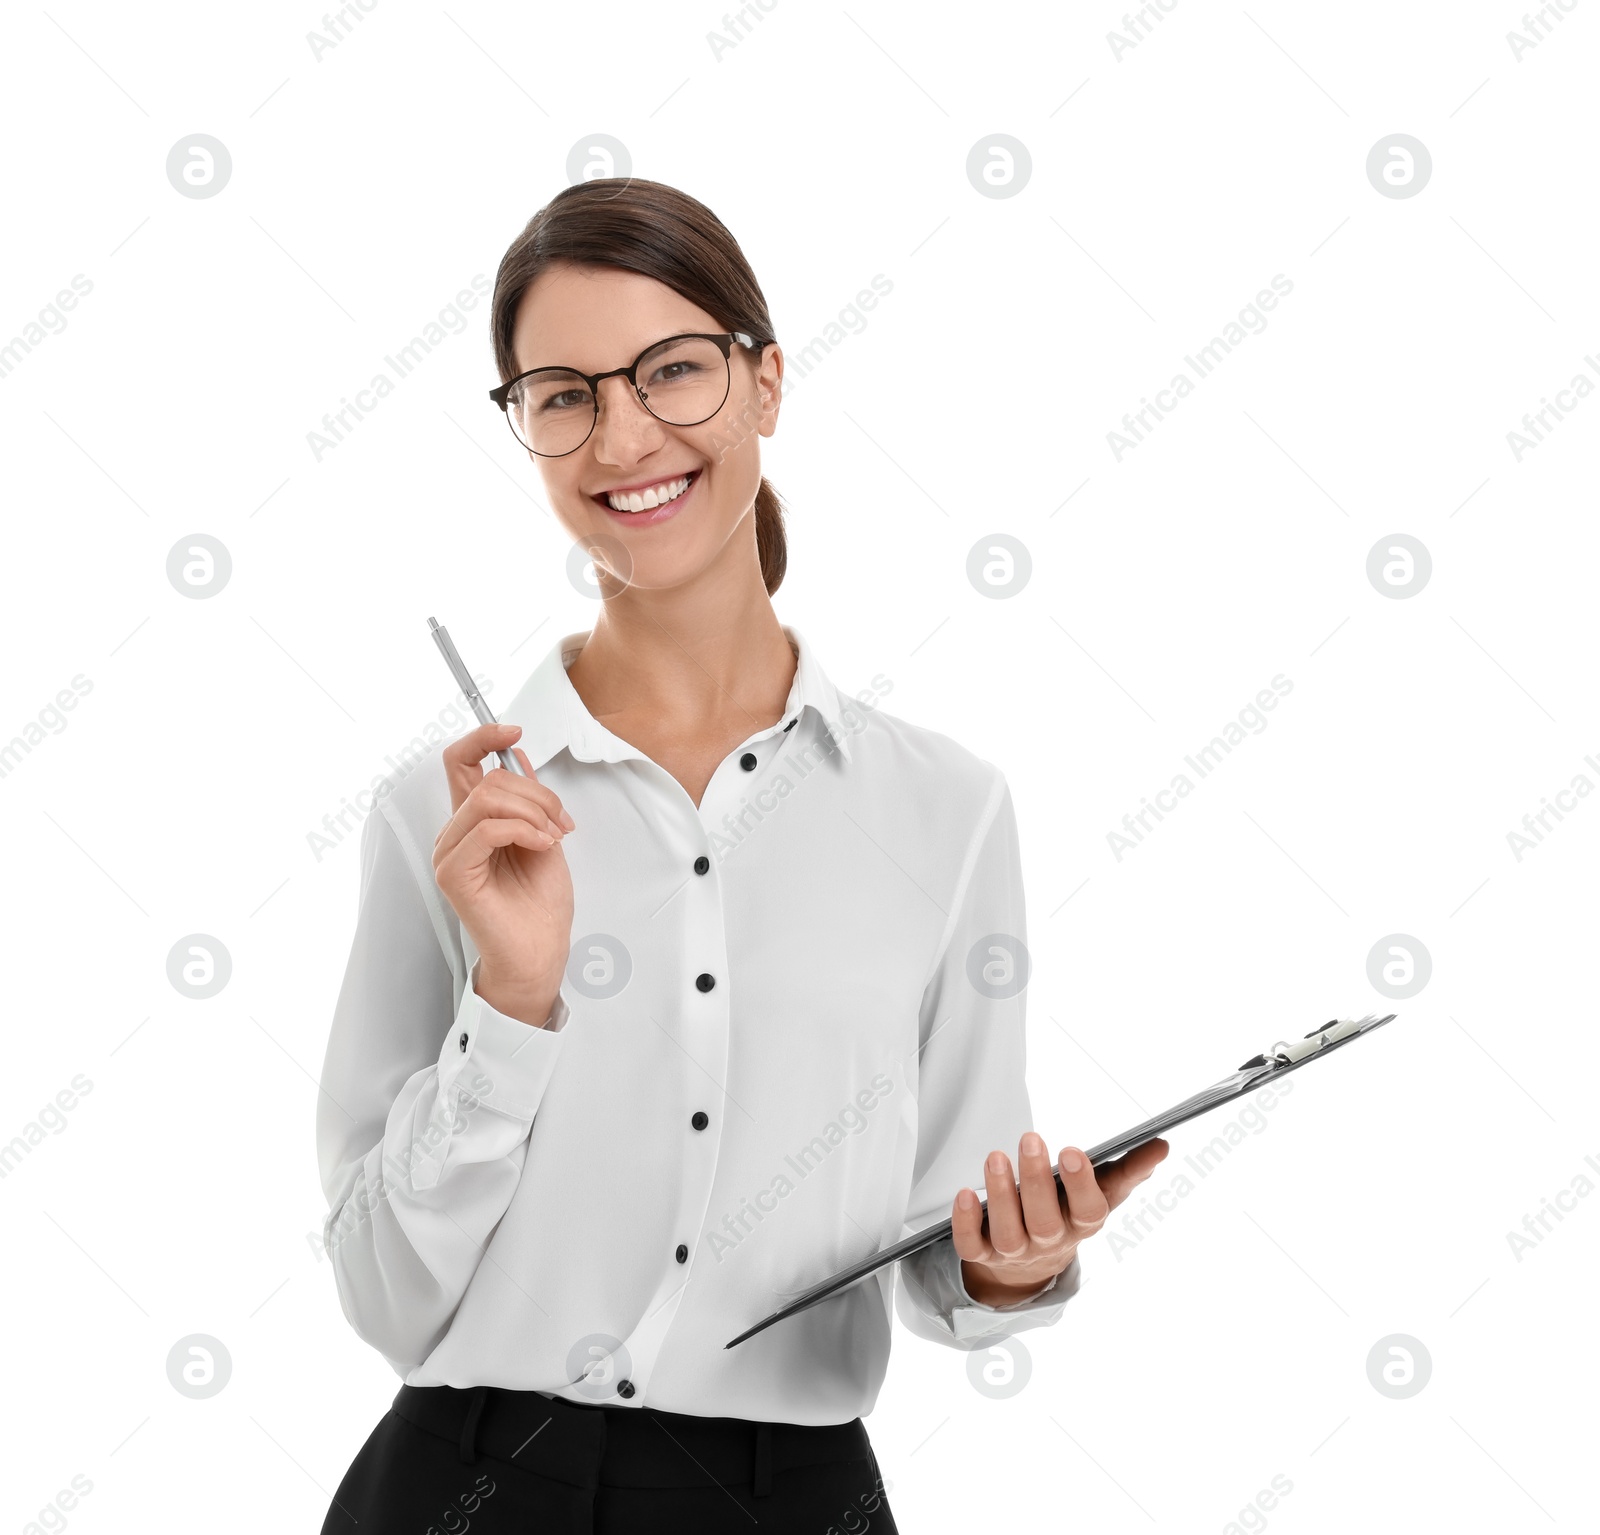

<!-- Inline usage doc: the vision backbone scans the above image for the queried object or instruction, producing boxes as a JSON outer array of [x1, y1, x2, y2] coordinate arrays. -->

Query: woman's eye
[[651, 361, 701, 385]]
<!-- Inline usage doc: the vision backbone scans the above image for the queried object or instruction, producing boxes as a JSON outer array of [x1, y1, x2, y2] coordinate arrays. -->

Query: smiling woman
[[315, 176, 1167, 1535], [486, 182, 790, 602]]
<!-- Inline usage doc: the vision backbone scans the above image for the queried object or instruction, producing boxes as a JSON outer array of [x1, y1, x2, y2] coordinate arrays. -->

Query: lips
[[594, 468, 701, 528]]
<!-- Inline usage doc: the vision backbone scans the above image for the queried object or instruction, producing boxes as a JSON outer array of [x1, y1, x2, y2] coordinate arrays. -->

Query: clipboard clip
[[1237, 1013, 1388, 1071]]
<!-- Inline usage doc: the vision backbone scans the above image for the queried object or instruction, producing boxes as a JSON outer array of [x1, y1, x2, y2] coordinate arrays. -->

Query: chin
[[561, 481, 755, 593]]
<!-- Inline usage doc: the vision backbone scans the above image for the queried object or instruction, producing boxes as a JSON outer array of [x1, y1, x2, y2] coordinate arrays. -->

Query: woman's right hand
[[432, 722, 575, 1028]]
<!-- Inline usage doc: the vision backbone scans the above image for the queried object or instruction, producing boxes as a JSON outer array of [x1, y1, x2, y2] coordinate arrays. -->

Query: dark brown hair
[[490, 178, 787, 596]]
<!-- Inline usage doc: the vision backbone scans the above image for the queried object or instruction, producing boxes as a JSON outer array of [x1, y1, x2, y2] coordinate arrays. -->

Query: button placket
[[677, 1106, 711, 1269], [654, 801, 729, 1379], [696, 706, 796, 834]]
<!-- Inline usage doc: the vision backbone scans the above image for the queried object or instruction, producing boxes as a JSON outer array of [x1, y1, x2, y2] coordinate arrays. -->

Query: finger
[[1058, 1145, 1110, 1240], [510, 745, 567, 823], [478, 760, 575, 832], [980, 1150, 1028, 1261], [949, 1186, 989, 1264], [1097, 1139, 1169, 1213], [435, 788, 565, 868], [444, 783, 566, 842], [435, 746, 572, 846], [434, 817, 559, 888], [442, 723, 532, 816], [1017, 1131, 1067, 1242], [434, 787, 565, 867]]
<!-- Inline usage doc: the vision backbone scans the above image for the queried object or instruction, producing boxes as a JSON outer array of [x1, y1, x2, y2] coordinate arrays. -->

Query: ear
[[755, 342, 784, 438]]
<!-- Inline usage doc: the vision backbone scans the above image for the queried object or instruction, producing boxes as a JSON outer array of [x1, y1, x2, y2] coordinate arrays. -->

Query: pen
[[427, 617, 530, 777]]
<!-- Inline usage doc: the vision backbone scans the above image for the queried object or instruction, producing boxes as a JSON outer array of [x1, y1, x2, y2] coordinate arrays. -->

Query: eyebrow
[[515, 330, 716, 374]]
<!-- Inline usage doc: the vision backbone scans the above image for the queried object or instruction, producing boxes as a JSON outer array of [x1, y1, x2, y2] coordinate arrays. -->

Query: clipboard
[[725, 1011, 1396, 1349]]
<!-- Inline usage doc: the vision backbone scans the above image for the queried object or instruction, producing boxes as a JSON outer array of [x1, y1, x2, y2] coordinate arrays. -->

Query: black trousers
[[321, 1383, 901, 1534]]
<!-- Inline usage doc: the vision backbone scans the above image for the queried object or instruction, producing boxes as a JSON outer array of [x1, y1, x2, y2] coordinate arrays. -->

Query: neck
[[569, 538, 795, 732]]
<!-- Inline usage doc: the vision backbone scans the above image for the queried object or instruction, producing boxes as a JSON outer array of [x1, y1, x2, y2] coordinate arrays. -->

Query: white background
[[2, 2, 1596, 1531]]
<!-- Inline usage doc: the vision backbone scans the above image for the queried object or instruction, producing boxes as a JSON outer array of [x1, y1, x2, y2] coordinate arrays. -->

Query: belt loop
[[459, 1385, 489, 1464], [753, 1420, 773, 1497]]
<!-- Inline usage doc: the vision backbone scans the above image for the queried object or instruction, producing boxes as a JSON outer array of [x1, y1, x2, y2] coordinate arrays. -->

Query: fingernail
[[987, 1152, 1007, 1174], [1062, 1149, 1084, 1173], [560, 810, 576, 831], [1023, 1132, 1044, 1156]]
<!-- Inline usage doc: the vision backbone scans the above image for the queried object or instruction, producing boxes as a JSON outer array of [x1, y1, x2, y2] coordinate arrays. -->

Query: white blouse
[[316, 626, 1078, 1425]]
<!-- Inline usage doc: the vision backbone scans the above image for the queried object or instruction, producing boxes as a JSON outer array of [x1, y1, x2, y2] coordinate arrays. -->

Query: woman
[[316, 177, 1167, 1533]]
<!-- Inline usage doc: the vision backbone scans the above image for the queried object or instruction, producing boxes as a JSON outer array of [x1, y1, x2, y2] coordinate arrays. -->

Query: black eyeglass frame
[[488, 330, 769, 457]]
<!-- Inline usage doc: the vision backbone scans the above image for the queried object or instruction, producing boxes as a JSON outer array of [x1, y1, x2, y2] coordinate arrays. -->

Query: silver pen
[[427, 617, 530, 777]]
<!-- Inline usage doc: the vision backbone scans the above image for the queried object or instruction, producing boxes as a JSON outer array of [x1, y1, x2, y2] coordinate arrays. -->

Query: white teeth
[[606, 474, 690, 513]]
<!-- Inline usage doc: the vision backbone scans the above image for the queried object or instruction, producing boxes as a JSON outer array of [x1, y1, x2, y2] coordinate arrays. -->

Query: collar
[[499, 624, 856, 773]]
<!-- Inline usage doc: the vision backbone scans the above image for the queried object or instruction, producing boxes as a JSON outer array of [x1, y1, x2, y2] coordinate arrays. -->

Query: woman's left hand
[[954, 1133, 1170, 1306]]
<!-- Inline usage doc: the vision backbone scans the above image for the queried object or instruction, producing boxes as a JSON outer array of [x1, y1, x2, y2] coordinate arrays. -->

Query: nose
[[591, 374, 666, 463]]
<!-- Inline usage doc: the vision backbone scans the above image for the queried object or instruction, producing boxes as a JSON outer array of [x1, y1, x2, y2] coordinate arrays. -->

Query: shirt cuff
[[436, 975, 569, 1122], [947, 1243, 1080, 1342], [900, 1235, 1080, 1344]]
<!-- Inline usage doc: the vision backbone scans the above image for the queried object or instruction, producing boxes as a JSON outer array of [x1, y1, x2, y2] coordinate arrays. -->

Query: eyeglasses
[[488, 331, 767, 457]]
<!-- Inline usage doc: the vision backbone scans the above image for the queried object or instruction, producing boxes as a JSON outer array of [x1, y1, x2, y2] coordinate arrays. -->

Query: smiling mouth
[[594, 470, 700, 514]]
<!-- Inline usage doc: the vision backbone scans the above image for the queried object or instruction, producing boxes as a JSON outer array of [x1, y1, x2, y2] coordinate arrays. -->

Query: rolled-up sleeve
[[315, 801, 568, 1372], [894, 767, 1079, 1347]]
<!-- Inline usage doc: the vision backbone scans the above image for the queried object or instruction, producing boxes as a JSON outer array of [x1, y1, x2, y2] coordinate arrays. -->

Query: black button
[[739, 752, 757, 771], [691, 1110, 708, 1130], [783, 718, 796, 732], [617, 1379, 635, 1399], [695, 972, 716, 993], [458, 1032, 468, 1053], [675, 1243, 688, 1263], [693, 855, 709, 876]]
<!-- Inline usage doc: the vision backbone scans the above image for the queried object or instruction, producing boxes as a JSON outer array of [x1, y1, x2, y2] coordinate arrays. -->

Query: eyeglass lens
[[505, 336, 732, 455]]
